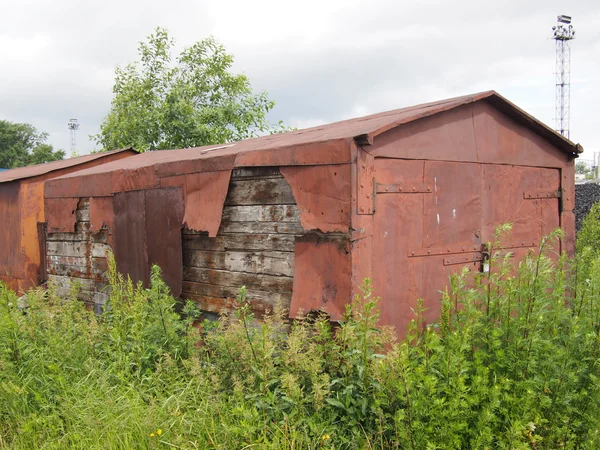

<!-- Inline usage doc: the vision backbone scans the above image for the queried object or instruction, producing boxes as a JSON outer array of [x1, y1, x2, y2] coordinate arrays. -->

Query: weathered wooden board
[[183, 267, 294, 293], [76, 208, 90, 222], [219, 221, 305, 235], [182, 233, 297, 252], [183, 250, 294, 277], [221, 205, 300, 223], [47, 231, 91, 242], [182, 281, 291, 304], [224, 178, 296, 206], [230, 167, 282, 180], [47, 241, 111, 258], [46, 198, 112, 312], [181, 168, 301, 314]]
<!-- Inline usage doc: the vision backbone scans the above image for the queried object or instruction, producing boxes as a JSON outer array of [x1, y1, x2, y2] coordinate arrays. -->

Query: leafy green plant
[[1, 230, 600, 449], [93, 27, 286, 152]]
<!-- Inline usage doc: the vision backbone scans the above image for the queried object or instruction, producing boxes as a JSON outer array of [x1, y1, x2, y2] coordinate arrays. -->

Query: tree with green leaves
[[575, 161, 590, 175], [0, 120, 65, 169], [94, 28, 282, 152]]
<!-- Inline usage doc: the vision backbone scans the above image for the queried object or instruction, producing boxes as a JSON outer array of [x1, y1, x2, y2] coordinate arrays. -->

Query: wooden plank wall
[[181, 167, 302, 317], [46, 198, 111, 313]]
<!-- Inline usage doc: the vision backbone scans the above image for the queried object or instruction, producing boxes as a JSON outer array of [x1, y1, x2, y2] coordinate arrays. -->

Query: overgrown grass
[[1, 228, 600, 449]]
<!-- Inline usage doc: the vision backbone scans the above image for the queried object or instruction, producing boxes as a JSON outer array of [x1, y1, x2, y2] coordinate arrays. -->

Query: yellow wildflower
[[150, 433, 155, 437], [157, 429, 163, 436], [322, 434, 331, 441]]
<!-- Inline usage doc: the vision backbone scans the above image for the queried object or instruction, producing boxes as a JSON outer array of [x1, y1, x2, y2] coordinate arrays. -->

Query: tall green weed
[[0, 232, 599, 449]]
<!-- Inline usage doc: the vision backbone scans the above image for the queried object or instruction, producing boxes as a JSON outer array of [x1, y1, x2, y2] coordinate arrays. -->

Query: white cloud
[[0, 0, 598, 155]]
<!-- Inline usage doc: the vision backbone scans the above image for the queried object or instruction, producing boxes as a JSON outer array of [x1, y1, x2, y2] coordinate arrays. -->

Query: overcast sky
[[1, 0, 598, 160]]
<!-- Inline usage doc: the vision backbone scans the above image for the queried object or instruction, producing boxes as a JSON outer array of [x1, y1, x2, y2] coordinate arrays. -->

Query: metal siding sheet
[[482, 165, 560, 244], [145, 187, 184, 297], [280, 164, 352, 233], [289, 235, 352, 321], [0, 148, 135, 184], [161, 171, 232, 238], [0, 182, 22, 288], [89, 197, 115, 235], [45, 198, 79, 233], [422, 161, 482, 250]]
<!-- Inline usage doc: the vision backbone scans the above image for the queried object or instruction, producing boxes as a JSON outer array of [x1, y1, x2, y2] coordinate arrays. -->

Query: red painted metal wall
[[354, 102, 575, 336], [0, 182, 22, 289], [0, 149, 136, 293]]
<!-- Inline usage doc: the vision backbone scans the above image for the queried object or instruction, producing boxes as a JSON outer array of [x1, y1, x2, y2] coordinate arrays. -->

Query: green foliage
[[576, 161, 590, 175], [0, 120, 65, 168], [1, 233, 600, 449], [93, 28, 285, 152], [577, 201, 600, 257]]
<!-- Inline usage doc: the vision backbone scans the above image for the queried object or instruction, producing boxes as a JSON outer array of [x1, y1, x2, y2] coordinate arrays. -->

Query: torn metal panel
[[45, 197, 79, 233], [289, 235, 352, 321], [161, 170, 232, 237], [145, 187, 184, 297], [89, 197, 115, 234], [280, 165, 351, 233]]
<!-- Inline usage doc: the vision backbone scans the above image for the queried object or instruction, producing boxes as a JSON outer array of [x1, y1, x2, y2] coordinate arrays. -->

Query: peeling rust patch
[[45, 197, 79, 233], [162, 170, 231, 237], [280, 165, 351, 233]]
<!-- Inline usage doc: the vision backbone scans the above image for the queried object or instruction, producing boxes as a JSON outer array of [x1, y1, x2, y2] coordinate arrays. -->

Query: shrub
[[577, 201, 600, 255], [0, 233, 599, 449]]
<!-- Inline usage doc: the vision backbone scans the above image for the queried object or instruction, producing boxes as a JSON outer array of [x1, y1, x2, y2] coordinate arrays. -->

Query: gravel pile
[[575, 182, 600, 231]]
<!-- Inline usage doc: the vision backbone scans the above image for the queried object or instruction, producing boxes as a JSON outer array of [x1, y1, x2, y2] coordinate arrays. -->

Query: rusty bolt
[[399, 187, 403, 191], [360, 207, 365, 212], [411, 251, 415, 256], [360, 184, 364, 188], [366, 194, 370, 198], [474, 231, 480, 238], [427, 250, 431, 254], [521, 241, 525, 245], [412, 187, 416, 192], [385, 187, 389, 192], [462, 247, 465, 251]]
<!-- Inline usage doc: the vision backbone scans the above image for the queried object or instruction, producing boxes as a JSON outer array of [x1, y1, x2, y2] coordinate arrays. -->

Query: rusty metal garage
[[0, 148, 136, 293], [42, 91, 581, 335]]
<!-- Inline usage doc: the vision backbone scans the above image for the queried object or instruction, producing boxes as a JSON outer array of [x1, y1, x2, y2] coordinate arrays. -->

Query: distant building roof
[[0, 148, 136, 184]]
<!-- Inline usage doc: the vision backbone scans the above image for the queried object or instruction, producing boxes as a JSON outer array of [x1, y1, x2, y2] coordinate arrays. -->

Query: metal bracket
[[443, 254, 485, 266], [523, 190, 562, 199], [376, 183, 433, 194], [409, 243, 485, 257]]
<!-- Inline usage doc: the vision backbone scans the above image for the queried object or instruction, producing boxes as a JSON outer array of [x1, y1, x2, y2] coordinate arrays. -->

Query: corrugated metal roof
[[0, 148, 135, 183], [49, 91, 583, 182]]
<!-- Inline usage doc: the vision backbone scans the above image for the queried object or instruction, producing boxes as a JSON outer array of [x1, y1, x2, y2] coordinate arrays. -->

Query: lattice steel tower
[[67, 118, 80, 156], [551, 15, 575, 139]]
